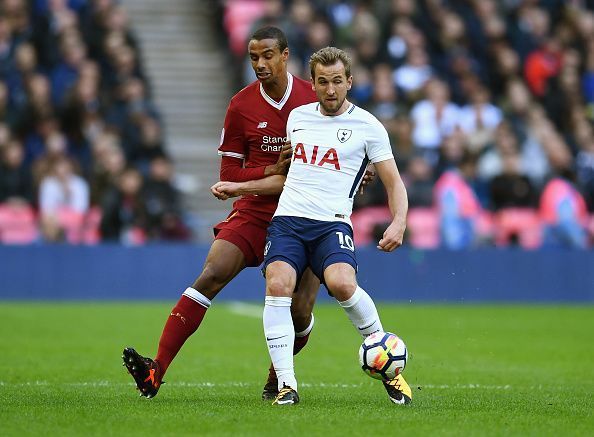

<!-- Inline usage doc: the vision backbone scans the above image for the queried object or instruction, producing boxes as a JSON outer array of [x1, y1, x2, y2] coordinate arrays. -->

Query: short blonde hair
[[309, 46, 352, 80]]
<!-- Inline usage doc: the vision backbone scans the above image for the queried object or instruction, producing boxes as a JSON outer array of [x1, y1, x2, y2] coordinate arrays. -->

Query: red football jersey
[[218, 73, 316, 221]]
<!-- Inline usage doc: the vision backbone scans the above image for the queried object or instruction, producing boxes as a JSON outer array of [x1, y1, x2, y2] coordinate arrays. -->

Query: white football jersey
[[274, 102, 394, 225]]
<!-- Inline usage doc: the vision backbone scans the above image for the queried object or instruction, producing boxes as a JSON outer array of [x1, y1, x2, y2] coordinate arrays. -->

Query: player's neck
[[262, 72, 289, 102], [320, 99, 352, 117]]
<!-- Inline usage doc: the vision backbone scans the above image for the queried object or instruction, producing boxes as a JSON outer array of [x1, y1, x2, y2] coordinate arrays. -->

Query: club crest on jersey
[[337, 129, 352, 143]]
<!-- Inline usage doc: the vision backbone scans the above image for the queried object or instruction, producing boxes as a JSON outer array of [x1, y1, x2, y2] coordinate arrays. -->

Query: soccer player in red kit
[[122, 26, 320, 400]]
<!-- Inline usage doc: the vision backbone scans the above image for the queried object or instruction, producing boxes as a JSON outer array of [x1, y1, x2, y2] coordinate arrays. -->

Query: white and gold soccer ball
[[359, 331, 408, 380]]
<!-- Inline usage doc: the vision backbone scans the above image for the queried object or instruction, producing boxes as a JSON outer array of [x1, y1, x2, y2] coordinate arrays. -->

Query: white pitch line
[[226, 301, 263, 318], [0, 381, 518, 390]]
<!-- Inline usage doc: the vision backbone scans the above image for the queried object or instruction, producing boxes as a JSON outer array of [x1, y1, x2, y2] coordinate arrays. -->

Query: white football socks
[[183, 287, 211, 309], [338, 286, 383, 338], [263, 296, 297, 391]]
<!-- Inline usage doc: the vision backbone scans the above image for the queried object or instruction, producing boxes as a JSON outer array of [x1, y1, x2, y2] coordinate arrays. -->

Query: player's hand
[[358, 169, 375, 195], [377, 221, 406, 252], [211, 181, 243, 200], [265, 143, 292, 176]]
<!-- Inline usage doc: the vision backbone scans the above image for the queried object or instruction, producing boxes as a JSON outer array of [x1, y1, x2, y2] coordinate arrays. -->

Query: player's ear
[[310, 76, 315, 91], [347, 75, 353, 91], [282, 47, 289, 62]]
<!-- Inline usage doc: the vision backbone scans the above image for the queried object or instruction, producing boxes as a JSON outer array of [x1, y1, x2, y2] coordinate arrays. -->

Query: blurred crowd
[[0, 0, 190, 245], [223, 0, 594, 249]]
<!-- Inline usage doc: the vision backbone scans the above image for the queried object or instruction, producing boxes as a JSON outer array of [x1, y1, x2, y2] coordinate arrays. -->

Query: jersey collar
[[260, 72, 293, 110], [315, 102, 356, 117]]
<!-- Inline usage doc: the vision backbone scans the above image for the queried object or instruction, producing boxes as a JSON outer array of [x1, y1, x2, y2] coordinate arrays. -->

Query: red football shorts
[[213, 209, 271, 267]]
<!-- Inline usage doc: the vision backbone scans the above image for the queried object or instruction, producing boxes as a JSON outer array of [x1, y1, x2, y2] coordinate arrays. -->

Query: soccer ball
[[359, 331, 407, 381]]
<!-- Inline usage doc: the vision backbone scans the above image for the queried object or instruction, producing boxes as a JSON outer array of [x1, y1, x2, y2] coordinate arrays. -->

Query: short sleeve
[[217, 100, 245, 159], [365, 118, 394, 164], [286, 109, 295, 143]]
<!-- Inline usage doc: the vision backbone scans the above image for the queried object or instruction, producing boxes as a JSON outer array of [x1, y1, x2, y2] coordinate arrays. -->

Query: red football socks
[[155, 295, 207, 376]]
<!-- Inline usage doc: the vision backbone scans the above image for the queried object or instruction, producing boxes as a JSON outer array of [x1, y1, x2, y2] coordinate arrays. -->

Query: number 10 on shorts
[[336, 231, 355, 252]]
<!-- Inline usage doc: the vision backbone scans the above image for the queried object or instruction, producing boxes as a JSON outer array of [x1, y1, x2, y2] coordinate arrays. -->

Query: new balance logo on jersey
[[257, 121, 268, 128], [293, 143, 341, 170]]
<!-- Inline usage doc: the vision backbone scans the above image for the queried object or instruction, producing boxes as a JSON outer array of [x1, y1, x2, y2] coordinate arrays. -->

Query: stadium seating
[[492, 208, 542, 249], [406, 207, 440, 249], [0, 204, 38, 244]]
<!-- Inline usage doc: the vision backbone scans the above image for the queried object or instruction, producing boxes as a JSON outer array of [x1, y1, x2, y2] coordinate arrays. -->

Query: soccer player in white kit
[[262, 47, 411, 406]]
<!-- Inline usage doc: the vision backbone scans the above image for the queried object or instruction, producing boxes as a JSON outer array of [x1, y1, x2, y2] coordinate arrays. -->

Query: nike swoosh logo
[[266, 334, 288, 341], [292, 128, 305, 132], [358, 322, 378, 331]]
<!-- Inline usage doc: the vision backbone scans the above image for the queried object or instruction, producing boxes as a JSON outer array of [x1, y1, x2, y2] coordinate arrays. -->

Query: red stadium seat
[[0, 203, 38, 244], [493, 208, 542, 249], [351, 206, 392, 246], [223, 0, 266, 56], [56, 208, 85, 244], [82, 207, 102, 245], [406, 207, 440, 249]]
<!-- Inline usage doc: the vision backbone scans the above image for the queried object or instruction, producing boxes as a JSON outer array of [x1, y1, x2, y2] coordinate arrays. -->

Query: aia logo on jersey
[[337, 129, 352, 143], [293, 143, 340, 170]]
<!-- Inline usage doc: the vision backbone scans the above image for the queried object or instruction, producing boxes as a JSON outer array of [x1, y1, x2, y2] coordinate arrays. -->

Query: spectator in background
[[38, 155, 89, 214], [5, 42, 39, 114], [524, 37, 562, 98], [128, 115, 166, 171], [50, 31, 88, 106], [31, 127, 68, 188], [434, 151, 482, 250], [0, 80, 17, 129], [39, 155, 89, 241], [90, 131, 125, 205], [458, 85, 502, 152], [0, 15, 16, 79], [0, 139, 32, 203], [393, 47, 432, 99], [403, 154, 434, 208], [144, 156, 189, 241], [15, 73, 54, 141], [100, 167, 147, 244], [410, 78, 460, 165], [574, 120, 594, 211], [490, 150, 537, 211], [59, 60, 103, 168], [32, 0, 78, 68]]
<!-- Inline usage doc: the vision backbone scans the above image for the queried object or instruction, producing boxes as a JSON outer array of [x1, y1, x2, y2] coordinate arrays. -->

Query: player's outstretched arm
[[374, 158, 408, 252], [211, 175, 287, 200]]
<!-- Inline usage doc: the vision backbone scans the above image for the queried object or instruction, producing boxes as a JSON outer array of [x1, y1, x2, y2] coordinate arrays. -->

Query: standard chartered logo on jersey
[[260, 136, 287, 152]]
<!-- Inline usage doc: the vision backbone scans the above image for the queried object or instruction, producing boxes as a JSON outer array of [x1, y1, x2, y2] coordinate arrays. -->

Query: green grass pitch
[[1, 302, 593, 436]]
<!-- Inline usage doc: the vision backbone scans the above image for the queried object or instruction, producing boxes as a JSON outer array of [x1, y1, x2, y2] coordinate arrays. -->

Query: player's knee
[[193, 262, 231, 296], [326, 277, 357, 302], [266, 275, 293, 297]]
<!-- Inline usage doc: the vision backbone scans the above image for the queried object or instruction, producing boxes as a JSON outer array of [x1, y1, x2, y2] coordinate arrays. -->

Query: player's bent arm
[[220, 143, 292, 182], [220, 156, 267, 182], [374, 158, 408, 252], [211, 175, 286, 199]]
